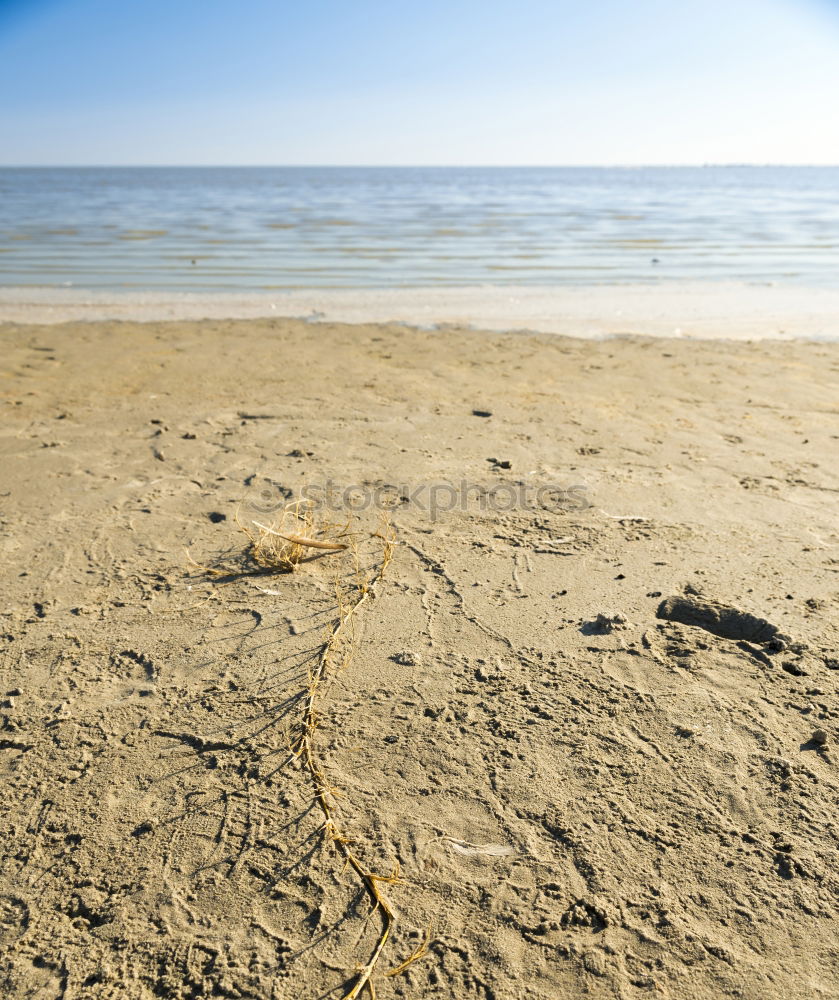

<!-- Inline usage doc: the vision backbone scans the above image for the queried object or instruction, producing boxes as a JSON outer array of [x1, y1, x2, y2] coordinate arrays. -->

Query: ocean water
[[0, 166, 837, 290]]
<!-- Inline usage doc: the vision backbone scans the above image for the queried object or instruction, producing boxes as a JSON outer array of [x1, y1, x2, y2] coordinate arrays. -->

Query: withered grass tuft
[[241, 498, 351, 572]]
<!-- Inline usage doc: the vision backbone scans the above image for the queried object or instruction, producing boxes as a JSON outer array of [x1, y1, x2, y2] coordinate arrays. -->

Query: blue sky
[[1, 0, 838, 164]]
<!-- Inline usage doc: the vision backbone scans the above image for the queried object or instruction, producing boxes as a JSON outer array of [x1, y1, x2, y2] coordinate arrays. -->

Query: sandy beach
[[2, 310, 839, 1000]]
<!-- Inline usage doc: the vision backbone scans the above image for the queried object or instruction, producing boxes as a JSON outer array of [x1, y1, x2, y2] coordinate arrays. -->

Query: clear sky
[[1, 0, 838, 165]]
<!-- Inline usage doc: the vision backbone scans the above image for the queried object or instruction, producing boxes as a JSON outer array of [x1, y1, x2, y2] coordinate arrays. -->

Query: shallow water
[[1, 166, 837, 290]]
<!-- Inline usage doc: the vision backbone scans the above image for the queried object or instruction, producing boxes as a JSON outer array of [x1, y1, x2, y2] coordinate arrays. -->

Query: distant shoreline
[[2, 281, 838, 340], [4, 163, 839, 168]]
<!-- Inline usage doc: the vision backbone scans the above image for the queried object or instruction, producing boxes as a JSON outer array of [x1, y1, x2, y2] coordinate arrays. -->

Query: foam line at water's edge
[[1, 282, 838, 340]]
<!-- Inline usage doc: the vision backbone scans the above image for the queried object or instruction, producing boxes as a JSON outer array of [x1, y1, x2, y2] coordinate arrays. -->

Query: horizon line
[[2, 162, 839, 170]]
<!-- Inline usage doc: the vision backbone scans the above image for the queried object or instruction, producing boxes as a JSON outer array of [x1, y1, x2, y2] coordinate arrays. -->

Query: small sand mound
[[656, 595, 782, 644]]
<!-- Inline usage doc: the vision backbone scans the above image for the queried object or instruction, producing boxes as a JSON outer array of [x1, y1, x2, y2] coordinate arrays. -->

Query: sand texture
[[1, 317, 839, 999]]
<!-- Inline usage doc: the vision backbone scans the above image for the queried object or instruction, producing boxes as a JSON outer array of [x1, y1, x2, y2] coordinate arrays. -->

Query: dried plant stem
[[190, 502, 415, 994], [251, 520, 348, 551], [296, 524, 398, 999], [386, 925, 431, 978]]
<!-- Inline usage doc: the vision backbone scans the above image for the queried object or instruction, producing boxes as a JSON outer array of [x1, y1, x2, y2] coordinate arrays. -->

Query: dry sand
[[1, 313, 839, 999]]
